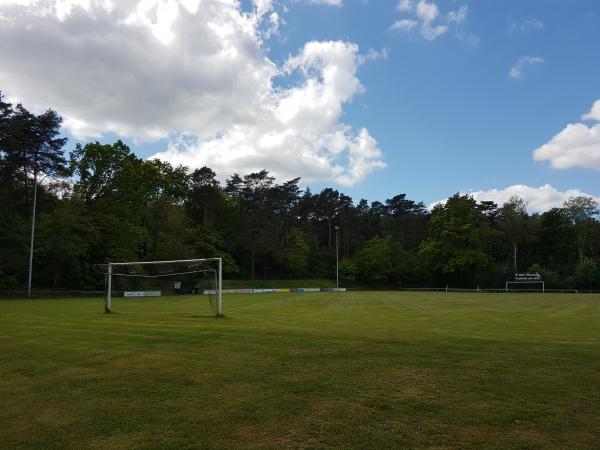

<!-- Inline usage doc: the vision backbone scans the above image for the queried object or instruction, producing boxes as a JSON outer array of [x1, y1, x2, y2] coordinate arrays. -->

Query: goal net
[[505, 281, 545, 292], [94, 258, 223, 317]]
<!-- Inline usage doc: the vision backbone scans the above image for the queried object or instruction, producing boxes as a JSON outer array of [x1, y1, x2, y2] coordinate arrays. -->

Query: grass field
[[1, 291, 599, 449]]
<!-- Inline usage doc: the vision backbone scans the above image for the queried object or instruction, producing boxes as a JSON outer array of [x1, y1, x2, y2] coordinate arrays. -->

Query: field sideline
[[1, 292, 599, 449]]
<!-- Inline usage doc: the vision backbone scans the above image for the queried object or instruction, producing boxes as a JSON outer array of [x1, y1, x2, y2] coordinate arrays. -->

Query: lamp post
[[334, 225, 340, 289], [27, 172, 47, 298]]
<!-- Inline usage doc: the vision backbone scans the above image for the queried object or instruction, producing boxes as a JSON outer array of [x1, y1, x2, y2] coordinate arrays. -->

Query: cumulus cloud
[[509, 56, 544, 80], [0, 0, 384, 185], [533, 100, 600, 171], [389, 0, 471, 42], [430, 184, 600, 213], [1, 0, 277, 140], [582, 100, 600, 122], [415, 0, 438, 22], [152, 40, 385, 185]]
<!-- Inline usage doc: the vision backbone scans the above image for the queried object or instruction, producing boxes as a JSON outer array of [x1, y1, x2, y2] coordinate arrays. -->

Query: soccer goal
[[505, 280, 545, 292], [505, 272, 544, 293], [95, 258, 223, 317]]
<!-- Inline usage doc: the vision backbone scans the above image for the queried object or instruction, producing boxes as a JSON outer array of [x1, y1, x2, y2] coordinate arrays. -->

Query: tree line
[[1, 93, 600, 290]]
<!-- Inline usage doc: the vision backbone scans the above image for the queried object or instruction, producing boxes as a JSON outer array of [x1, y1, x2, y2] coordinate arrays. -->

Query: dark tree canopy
[[0, 99, 67, 179], [1, 93, 600, 291]]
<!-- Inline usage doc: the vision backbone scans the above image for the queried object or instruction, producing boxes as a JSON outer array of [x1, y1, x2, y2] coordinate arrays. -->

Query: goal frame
[[505, 280, 545, 293], [104, 257, 223, 316]]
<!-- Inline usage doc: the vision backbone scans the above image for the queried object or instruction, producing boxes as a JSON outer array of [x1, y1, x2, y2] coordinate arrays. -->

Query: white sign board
[[514, 272, 542, 281], [124, 291, 162, 297]]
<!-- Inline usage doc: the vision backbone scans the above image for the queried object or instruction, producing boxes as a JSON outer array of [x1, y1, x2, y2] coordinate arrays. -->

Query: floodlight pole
[[27, 173, 48, 298], [217, 257, 223, 317], [335, 225, 340, 289]]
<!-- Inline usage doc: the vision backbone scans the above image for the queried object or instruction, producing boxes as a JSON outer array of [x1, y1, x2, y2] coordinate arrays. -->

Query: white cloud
[[1, 0, 277, 141], [396, 0, 412, 12], [152, 40, 386, 186], [390, 0, 471, 42], [508, 18, 543, 34], [582, 99, 600, 122], [0, 0, 384, 186], [389, 19, 417, 32], [415, 0, 438, 22], [509, 56, 544, 80], [420, 21, 447, 40], [533, 124, 600, 170], [533, 101, 600, 171], [430, 184, 600, 213], [308, 0, 342, 6], [356, 47, 389, 65], [447, 5, 467, 24]]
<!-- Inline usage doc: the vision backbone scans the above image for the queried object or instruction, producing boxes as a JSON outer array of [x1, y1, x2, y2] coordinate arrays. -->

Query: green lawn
[[1, 292, 599, 449]]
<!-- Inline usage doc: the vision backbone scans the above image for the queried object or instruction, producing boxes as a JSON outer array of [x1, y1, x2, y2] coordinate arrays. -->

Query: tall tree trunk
[[251, 248, 255, 280], [513, 242, 518, 273]]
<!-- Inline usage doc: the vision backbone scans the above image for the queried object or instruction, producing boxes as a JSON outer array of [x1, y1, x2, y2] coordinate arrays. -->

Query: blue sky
[[1, 0, 599, 211], [271, 0, 600, 205]]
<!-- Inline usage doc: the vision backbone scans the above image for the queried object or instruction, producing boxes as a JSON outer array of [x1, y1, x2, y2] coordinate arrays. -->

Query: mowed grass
[[1, 292, 600, 449]]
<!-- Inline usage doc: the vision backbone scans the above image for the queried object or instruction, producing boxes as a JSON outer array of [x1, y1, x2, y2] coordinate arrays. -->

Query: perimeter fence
[[0, 290, 104, 298], [396, 287, 600, 294], [2, 286, 600, 298]]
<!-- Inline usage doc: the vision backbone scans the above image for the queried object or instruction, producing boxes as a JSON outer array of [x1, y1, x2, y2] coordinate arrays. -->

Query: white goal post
[[101, 258, 223, 316]]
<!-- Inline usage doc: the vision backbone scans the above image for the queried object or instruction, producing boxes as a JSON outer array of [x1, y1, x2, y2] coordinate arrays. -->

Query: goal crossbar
[[103, 258, 223, 316], [107, 258, 222, 266], [505, 280, 545, 292], [109, 269, 216, 278]]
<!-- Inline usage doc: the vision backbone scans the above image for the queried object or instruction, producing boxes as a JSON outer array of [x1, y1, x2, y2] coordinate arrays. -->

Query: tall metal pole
[[27, 173, 38, 298], [335, 225, 339, 289], [217, 257, 223, 317], [106, 264, 112, 313]]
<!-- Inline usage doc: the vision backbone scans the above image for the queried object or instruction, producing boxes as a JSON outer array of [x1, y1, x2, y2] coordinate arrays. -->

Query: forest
[[1, 93, 600, 291]]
